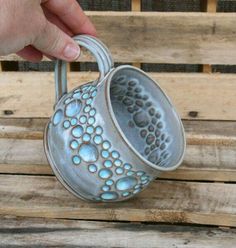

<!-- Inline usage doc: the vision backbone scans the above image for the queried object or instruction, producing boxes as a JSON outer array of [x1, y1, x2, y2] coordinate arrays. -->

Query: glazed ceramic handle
[[55, 35, 114, 103]]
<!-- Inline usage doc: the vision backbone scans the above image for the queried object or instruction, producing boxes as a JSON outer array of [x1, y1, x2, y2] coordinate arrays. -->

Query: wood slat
[[0, 72, 236, 120], [0, 175, 235, 226], [0, 136, 236, 181], [1, 12, 236, 64], [0, 217, 235, 247]]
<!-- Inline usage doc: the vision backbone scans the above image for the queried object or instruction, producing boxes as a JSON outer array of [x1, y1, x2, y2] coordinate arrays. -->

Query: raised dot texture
[[53, 110, 63, 126], [116, 176, 138, 191], [72, 125, 83, 138], [79, 143, 98, 162], [100, 192, 118, 200], [88, 164, 97, 173], [99, 169, 112, 179], [65, 100, 82, 117]]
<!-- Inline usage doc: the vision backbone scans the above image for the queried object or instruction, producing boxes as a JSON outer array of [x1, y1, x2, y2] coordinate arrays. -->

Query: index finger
[[42, 0, 96, 36]]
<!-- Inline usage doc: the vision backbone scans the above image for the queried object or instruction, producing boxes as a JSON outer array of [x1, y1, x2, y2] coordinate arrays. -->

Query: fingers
[[17, 46, 43, 62], [32, 19, 80, 61], [42, 0, 96, 36], [42, 6, 73, 36]]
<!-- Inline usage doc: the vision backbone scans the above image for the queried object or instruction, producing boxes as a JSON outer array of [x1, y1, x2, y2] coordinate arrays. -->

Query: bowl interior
[[109, 67, 185, 169]]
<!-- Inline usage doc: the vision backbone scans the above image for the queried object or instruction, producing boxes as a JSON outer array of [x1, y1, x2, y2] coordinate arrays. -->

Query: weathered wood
[[1, 12, 236, 64], [0, 137, 236, 181], [0, 175, 235, 226], [0, 119, 236, 181], [1, 118, 236, 145], [1, 72, 236, 120], [0, 217, 235, 247]]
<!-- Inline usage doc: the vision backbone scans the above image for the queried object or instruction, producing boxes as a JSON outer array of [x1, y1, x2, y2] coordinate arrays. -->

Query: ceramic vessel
[[44, 35, 186, 202]]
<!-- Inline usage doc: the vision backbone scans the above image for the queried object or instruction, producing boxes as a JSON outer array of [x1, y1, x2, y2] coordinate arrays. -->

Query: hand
[[0, 0, 96, 62]]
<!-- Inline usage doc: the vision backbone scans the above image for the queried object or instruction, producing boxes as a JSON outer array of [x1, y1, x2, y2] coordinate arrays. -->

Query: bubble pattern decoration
[[111, 75, 172, 168], [50, 82, 153, 202]]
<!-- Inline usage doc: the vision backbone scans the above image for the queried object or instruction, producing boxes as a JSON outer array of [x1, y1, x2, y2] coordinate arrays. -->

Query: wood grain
[[1, 137, 236, 181], [1, 12, 236, 64], [0, 72, 236, 120], [0, 175, 235, 226], [0, 217, 235, 247]]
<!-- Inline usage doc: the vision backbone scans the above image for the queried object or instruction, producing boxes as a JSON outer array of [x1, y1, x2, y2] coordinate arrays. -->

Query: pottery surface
[[44, 35, 186, 202]]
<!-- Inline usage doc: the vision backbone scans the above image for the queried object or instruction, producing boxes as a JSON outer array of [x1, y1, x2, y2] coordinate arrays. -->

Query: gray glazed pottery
[[44, 35, 186, 202]]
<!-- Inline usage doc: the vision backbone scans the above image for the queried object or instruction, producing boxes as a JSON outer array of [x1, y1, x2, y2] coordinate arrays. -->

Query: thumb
[[33, 20, 80, 61]]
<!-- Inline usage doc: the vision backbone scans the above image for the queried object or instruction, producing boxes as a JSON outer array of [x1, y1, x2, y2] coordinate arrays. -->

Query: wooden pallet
[[0, 0, 236, 247]]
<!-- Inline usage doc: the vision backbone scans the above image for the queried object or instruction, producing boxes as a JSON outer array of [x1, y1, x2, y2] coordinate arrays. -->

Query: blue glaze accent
[[137, 171, 145, 177], [88, 164, 97, 173], [134, 184, 141, 190], [82, 85, 90, 91], [70, 140, 79, 150], [141, 176, 148, 181], [127, 171, 134, 176], [89, 108, 96, 116], [70, 118, 77, 126], [79, 143, 98, 162], [114, 159, 122, 167], [141, 179, 149, 185], [88, 117, 95, 125], [79, 115, 87, 124], [93, 135, 103, 145], [53, 110, 63, 126], [101, 150, 109, 159], [116, 176, 137, 191], [73, 92, 81, 99], [106, 179, 114, 186], [104, 160, 112, 168], [65, 99, 82, 117], [86, 98, 93, 105], [63, 120, 70, 129], [91, 90, 97, 98], [72, 125, 83, 138], [133, 189, 141, 194], [102, 141, 111, 150], [86, 126, 94, 134], [111, 151, 120, 159], [115, 167, 124, 175], [82, 133, 91, 142], [84, 105, 91, 113], [122, 192, 131, 197], [124, 163, 132, 170], [64, 98, 72, 104], [100, 192, 118, 200], [95, 126, 103, 135], [99, 169, 112, 179], [82, 93, 90, 99], [72, 156, 81, 165], [102, 185, 110, 192]]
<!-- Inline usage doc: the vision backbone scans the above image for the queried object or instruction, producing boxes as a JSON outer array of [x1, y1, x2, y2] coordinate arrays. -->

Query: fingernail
[[63, 44, 80, 60]]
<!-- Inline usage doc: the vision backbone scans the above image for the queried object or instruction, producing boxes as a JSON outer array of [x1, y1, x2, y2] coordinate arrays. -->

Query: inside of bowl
[[109, 67, 185, 169]]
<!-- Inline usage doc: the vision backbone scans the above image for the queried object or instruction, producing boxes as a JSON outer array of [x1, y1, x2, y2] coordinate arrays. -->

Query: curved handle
[[55, 35, 114, 103]]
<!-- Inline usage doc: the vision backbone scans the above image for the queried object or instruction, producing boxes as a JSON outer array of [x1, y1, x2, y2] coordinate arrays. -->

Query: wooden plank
[[1, 12, 236, 64], [201, 0, 217, 73], [0, 217, 235, 248], [0, 175, 235, 226], [0, 136, 236, 181], [0, 72, 236, 120], [1, 119, 236, 181]]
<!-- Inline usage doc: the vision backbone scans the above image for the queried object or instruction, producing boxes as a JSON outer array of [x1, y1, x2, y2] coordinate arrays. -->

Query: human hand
[[0, 0, 96, 62]]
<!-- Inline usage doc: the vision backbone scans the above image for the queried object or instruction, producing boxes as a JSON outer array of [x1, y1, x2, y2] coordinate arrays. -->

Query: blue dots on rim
[[86, 126, 94, 134], [105, 179, 114, 186], [95, 126, 103, 135], [79, 115, 87, 124], [99, 169, 112, 179], [72, 125, 83, 138]]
